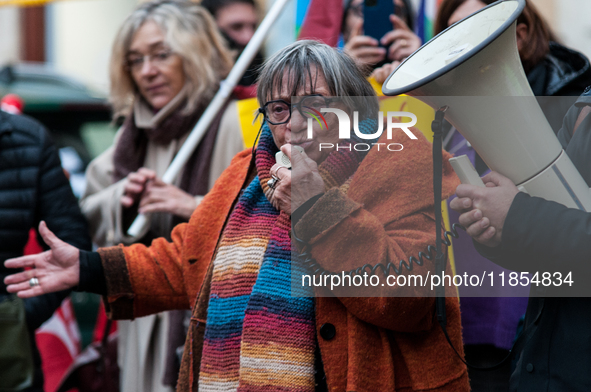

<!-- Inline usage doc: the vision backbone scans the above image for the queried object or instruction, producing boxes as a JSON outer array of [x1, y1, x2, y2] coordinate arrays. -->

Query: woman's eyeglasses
[[126, 49, 175, 72], [259, 95, 337, 125]]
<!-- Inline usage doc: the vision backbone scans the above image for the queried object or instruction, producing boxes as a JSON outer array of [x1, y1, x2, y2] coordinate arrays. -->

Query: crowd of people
[[2, 0, 591, 391]]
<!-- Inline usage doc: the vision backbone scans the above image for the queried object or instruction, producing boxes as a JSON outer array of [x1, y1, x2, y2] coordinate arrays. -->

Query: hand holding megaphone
[[451, 171, 520, 247], [383, 0, 591, 212]]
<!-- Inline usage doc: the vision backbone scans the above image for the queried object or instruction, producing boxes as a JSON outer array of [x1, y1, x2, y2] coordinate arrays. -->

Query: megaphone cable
[[431, 107, 514, 372]]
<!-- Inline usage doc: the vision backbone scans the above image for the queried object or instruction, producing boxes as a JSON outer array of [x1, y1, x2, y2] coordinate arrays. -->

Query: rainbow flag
[[417, 0, 442, 43], [296, 0, 312, 37]]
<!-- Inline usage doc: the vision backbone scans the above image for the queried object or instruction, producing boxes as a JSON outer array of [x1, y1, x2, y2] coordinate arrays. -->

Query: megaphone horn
[[383, 0, 591, 211]]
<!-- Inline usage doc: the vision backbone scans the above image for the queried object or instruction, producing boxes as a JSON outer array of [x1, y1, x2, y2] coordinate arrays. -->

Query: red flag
[[298, 0, 343, 47], [35, 299, 81, 392]]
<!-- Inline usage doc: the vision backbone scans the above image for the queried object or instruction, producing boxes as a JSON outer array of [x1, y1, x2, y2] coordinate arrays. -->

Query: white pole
[[128, 0, 291, 236]]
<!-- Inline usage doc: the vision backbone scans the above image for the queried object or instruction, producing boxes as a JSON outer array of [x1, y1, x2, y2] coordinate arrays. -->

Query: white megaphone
[[383, 0, 591, 211]]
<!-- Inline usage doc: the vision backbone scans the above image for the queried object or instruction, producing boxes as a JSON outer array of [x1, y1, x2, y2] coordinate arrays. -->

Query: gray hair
[[110, 0, 233, 119], [256, 40, 379, 120]]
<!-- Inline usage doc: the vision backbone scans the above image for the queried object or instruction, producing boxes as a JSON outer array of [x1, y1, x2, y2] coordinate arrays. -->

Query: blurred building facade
[[1, 0, 137, 93], [0, 0, 290, 94]]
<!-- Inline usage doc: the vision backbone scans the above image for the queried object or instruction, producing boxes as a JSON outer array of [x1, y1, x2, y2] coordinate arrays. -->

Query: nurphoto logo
[[307, 108, 418, 152]]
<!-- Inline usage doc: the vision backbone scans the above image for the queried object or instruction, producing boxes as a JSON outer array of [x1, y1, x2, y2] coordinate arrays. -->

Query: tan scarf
[[112, 88, 228, 198]]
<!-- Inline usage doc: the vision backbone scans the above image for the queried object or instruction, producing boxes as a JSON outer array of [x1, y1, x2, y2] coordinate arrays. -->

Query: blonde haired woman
[[80, 1, 244, 390]]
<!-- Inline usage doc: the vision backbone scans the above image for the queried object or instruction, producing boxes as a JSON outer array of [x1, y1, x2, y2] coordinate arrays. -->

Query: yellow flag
[[236, 97, 261, 149]]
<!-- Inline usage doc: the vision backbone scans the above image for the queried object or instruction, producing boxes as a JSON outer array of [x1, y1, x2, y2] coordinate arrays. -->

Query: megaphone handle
[[449, 155, 486, 187]]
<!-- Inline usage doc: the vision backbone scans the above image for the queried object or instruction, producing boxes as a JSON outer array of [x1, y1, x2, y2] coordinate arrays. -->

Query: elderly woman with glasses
[[5, 40, 469, 392], [78, 1, 246, 391]]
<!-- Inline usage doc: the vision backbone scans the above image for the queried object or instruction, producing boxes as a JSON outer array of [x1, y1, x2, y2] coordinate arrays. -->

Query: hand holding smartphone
[[363, 0, 395, 46], [345, 0, 421, 71], [363, 0, 395, 67]]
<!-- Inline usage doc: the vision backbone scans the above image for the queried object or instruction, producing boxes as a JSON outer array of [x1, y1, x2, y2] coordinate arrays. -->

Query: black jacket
[[0, 111, 91, 326], [479, 90, 591, 391], [528, 42, 591, 133], [0, 111, 91, 391]]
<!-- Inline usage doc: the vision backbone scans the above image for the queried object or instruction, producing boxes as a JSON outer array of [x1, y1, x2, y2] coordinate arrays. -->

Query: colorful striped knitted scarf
[[199, 121, 377, 392]]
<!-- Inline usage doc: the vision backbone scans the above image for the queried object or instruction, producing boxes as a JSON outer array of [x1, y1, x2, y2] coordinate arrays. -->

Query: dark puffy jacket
[[0, 111, 91, 320], [528, 41, 591, 133], [0, 111, 91, 390]]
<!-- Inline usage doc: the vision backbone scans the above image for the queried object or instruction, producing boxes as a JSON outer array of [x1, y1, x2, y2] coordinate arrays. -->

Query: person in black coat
[[432, 2, 591, 391], [0, 110, 91, 391], [451, 88, 591, 391]]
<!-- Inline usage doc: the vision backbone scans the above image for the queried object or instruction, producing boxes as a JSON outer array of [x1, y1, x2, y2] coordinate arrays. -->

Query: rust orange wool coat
[[98, 130, 469, 392]]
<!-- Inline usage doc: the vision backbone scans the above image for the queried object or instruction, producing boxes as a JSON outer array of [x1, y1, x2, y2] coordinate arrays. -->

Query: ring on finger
[[267, 175, 280, 190], [29, 277, 39, 287], [400, 39, 408, 47], [272, 165, 285, 178]]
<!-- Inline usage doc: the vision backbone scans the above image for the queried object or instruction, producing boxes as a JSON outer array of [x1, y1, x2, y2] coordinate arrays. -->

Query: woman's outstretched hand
[[4, 221, 81, 298]]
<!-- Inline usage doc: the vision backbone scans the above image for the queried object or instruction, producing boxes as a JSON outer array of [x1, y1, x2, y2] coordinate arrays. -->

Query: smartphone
[[363, 0, 395, 66]]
